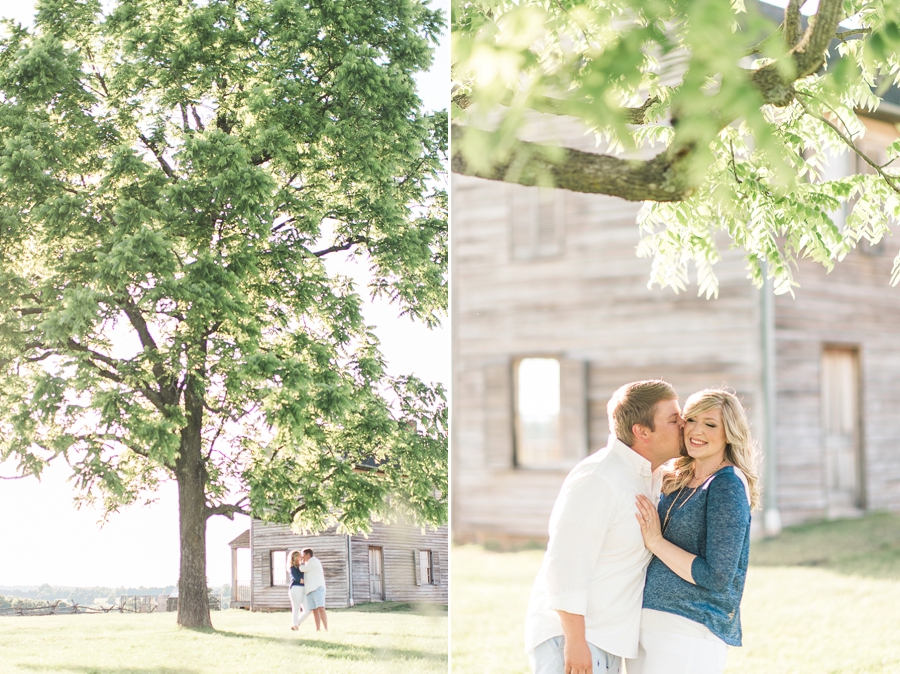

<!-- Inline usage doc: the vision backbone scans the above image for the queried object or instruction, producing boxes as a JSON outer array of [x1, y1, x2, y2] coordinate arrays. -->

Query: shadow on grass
[[750, 511, 900, 580], [338, 601, 447, 616], [210, 630, 446, 662], [19, 666, 197, 674]]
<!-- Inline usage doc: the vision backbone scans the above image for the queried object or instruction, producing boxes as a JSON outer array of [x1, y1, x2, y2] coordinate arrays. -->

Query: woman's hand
[[635, 494, 664, 554]]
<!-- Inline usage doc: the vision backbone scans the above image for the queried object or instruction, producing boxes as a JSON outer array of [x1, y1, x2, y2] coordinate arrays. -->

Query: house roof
[[228, 529, 250, 548]]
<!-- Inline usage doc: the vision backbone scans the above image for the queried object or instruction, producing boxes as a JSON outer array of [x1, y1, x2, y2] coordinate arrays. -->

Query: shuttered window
[[514, 357, 588, 469], [414, 549, 440, 585], [510, 186, 564, 260]]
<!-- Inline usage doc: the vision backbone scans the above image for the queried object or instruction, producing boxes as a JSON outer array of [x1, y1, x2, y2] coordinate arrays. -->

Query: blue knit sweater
[[642, 467, 751, 646]]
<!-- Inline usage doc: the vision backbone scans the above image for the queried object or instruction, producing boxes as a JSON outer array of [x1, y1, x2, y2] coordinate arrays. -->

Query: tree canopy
[[452, 0, 900, 295], [0, 0, 447, 628]]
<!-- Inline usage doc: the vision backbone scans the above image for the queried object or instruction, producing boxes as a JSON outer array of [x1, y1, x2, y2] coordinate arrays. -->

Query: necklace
[[689, 459, 727, 487], [661, 486, 696, 533], [661, 460, 727, 532]]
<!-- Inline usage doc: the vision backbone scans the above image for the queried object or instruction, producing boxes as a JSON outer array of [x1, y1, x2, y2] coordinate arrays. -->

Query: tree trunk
[[175, 387, 212, 629]]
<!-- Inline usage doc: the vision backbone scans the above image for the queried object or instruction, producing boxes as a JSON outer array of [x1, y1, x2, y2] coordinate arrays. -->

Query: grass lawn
[[451, 512, 900, 673], [0, 602, 447, 674]]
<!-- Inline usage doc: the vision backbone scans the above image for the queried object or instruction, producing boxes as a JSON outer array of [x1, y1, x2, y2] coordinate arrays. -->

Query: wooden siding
[[451, 131, 766, 541], [772, 116, 900, 525], [774, 244, 900, 523], [250, 521, 348, 610], [248, 520, 448, 610], [451, 112, 900, 539], [349, 522, 448, 605]]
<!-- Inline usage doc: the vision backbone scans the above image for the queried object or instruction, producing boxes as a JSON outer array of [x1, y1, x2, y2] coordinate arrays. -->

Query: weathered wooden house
[[228, 520, 447, 610], [451, 92, 900, 542]]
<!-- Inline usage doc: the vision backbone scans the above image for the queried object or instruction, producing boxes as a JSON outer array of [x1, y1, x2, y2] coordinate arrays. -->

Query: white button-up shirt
[[299, 556, 325, 593], [524, 436, 660, 659]]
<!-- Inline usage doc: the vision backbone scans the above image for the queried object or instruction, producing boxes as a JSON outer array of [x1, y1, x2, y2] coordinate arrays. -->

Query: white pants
[[289, 585, 306, 627], [626, 610, 727, 674]]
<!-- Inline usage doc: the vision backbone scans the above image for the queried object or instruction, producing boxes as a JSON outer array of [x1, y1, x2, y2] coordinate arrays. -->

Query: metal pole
[[761, 265, 782, 536], [347, 534, 354, 607]]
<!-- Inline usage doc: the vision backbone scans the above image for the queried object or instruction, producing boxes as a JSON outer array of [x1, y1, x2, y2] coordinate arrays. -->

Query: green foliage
[[0, 0, 447, 541], [452, 0, 900, 295]]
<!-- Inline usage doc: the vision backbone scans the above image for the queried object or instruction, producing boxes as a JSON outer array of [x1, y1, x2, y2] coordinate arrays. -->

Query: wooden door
[[822, 348, 864, 515], [368, 547, 384, 601]]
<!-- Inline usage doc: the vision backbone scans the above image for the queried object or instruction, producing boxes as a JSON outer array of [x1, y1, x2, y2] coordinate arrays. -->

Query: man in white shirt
[[525, 380, 685, 674], [299, 548, 328, 630]]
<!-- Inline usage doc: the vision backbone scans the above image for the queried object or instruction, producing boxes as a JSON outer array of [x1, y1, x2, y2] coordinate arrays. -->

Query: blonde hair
[[289, 550, 302, 568], [662, 388, 762, 510], [607, 380, 678, 447]]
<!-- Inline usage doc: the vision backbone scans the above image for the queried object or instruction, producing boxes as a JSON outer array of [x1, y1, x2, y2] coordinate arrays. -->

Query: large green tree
[[452, 0, 900, 295], [0, 0, 447, 629]]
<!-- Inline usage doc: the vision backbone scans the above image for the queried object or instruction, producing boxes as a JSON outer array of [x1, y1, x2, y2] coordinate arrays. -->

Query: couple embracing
[[525, 380, 760, 674]]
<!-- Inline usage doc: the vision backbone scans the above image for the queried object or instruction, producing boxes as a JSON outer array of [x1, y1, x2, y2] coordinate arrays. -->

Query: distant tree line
[[0, 583, 176, 605]]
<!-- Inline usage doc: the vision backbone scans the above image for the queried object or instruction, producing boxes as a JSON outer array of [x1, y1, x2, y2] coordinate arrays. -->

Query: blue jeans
[[529, 636, 621, 674]]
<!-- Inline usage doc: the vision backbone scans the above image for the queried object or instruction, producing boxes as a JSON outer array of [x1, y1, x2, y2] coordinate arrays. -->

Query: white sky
[[0, 0, 449, 589]]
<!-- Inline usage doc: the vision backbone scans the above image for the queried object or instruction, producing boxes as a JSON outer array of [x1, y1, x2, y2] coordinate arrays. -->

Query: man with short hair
[[298, 548, 328, 631], [525, 380, 685, 674]]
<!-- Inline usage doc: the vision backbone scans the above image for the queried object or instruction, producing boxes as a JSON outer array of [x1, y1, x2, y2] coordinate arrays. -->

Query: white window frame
[[513, 356, 562, 468], [414, 549, 434, 586], [270, 550, 289, 587]]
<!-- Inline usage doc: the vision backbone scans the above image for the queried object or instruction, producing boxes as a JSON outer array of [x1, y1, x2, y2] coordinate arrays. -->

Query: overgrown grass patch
[[451, 512, 900, 673], [0, 602, 447, 674]]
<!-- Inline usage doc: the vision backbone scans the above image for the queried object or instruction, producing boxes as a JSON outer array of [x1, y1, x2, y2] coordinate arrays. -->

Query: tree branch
[[179, 103, 190, 133], [835, 28, 872, 42], [789, 0, 844, 77], [64, 338, 169, 412], [191, 105, 205, 132], [207, 498, 250, 519], [784, 0, 803, 49], [66, 338, 120, 369], [118, 297, 178, 407], [138, 134, 177, 180], [797, 94, 900, 196], [120, 297, 160, 356], [312, 236, 369, 257], [96, 433, 154, 461], [746, 0, 844, 107], [451, 0, 849, 200], [451, 125, 691, 201], [93, 365, 126, 385], [271, 217, 296, 233], [453, 89, 661, 125]]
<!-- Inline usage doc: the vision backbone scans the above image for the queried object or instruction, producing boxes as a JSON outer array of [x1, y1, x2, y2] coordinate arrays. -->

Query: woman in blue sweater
[[630, 388, 760, 674]]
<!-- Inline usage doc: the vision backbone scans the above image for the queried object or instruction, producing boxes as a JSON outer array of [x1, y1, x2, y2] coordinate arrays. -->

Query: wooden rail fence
[[0, 598, 159, 617]]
